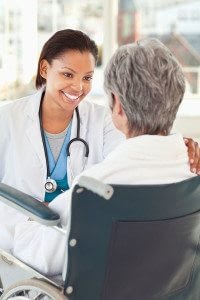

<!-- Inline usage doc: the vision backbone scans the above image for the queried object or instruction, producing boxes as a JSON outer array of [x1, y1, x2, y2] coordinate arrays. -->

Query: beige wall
[[172, 116, 200, 143]]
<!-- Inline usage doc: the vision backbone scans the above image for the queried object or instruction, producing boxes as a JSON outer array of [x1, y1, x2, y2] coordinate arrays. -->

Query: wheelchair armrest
[[0, 183, 60, 226]]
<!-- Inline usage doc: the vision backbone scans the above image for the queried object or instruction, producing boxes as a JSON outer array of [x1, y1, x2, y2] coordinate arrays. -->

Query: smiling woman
[[0, 29, 124, 208], [40, 50, 95, 133]]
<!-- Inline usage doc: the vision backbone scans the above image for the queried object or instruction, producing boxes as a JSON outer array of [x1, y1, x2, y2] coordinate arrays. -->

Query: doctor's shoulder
[[0, 93, 37, 123], [0, 99, 18, 124], [78, 99, 108, 118], [78, 99, 119, 130], [79, 99, 124, 154]]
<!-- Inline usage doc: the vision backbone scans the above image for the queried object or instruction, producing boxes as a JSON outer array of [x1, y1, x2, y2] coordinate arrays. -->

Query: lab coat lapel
[[25, 90, 46, 165]]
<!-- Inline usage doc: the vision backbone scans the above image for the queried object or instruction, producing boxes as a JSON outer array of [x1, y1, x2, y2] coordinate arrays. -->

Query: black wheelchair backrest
[[65, 176, 200, 300]]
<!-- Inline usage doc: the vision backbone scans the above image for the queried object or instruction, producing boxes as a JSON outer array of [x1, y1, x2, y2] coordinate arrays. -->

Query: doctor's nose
[[71, 79, 83, 92]]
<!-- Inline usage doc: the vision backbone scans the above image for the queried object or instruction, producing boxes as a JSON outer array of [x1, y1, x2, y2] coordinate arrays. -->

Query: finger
[[196, 157, 200, 175], [193, 141, 200, 174], [186, 138, 195, 166], [190, 141, 199, 173]]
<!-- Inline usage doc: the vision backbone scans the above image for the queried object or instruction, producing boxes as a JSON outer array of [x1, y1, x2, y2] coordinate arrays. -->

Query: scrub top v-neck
[[44, 123, 72, 202]]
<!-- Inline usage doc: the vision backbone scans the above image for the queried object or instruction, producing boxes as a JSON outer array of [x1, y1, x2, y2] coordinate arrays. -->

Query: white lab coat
[[0, 88, 124, 250], [0, 88, 123, 199], [11, 133, 196, 275]]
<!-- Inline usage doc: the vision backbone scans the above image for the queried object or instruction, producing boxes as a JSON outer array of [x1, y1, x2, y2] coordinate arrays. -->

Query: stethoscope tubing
[[66, 107, 89, 157], [39, 99, 89, 191], [66, 137, 89, 157]]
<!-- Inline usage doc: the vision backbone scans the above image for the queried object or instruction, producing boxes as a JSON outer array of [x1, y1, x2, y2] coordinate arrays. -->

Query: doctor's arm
[[0, 181, 72, 276], [13, 221, 66, 276], [12, 190, 72, 276]]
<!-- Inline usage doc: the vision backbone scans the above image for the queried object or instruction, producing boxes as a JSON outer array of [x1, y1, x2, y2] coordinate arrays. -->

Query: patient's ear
[[112, 94, 128, 134], [113, 94, 126, 117]]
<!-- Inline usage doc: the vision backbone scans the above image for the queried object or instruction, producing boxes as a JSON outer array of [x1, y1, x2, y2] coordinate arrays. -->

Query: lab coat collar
[[25, 88, 44, 120], [25, 88, 45, 166]]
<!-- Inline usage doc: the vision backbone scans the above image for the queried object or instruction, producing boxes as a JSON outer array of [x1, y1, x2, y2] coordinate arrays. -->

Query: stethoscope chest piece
[[45, 177, 57, 193]]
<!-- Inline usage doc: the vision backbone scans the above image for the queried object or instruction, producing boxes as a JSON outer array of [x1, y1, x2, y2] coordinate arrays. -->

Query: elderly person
[[3, 38, 197, 275]]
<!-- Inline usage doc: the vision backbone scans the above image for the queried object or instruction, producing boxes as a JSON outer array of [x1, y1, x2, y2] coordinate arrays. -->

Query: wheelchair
[[1, 175, 200, 300]]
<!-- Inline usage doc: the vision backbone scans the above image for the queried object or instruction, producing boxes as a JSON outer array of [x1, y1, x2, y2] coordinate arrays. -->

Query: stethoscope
[[39, 100, 89, 193]]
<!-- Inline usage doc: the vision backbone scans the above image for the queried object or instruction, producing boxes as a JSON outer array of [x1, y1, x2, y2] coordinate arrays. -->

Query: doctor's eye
[[64, 72, 73, 78], [84, 75, 93, 81]]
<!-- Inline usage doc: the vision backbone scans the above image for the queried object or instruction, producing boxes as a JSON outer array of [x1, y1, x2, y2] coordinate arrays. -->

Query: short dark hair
[[35, 29, 98, 89]]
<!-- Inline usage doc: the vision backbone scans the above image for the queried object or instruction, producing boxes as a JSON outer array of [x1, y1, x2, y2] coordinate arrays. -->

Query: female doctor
[[0, 29, 124, 205]]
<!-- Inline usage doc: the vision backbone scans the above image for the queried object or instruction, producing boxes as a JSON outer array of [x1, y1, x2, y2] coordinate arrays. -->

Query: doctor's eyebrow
[[61, 66, 94, 75]]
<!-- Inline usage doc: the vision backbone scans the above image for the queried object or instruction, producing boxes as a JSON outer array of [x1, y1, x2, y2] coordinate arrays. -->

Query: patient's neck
[[126, 130, 167, 139]]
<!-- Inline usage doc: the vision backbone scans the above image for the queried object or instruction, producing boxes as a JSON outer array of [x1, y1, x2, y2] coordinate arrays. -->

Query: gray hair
[[104, 38, 185, 135]]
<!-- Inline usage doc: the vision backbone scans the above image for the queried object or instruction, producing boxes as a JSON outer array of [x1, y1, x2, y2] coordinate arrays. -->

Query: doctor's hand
[[184, 138, 200, 174]]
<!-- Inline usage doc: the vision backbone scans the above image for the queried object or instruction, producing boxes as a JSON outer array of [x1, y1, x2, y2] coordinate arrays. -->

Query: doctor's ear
[[40, 59, 49, 79]]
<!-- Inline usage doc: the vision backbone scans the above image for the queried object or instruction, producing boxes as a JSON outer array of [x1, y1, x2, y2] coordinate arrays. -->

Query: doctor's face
[[40, 50, 95, 111]]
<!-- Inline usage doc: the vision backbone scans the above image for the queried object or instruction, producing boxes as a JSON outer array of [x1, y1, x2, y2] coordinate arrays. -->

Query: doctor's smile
[[40, 49, 95, 112], [61, 91, 83, 103]]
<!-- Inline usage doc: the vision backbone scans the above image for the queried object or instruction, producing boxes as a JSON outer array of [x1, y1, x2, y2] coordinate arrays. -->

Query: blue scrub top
[[44, 123, 72, 202]]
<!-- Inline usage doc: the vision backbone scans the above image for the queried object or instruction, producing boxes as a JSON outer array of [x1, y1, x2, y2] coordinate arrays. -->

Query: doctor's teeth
[[63, 92, 80, 100]]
